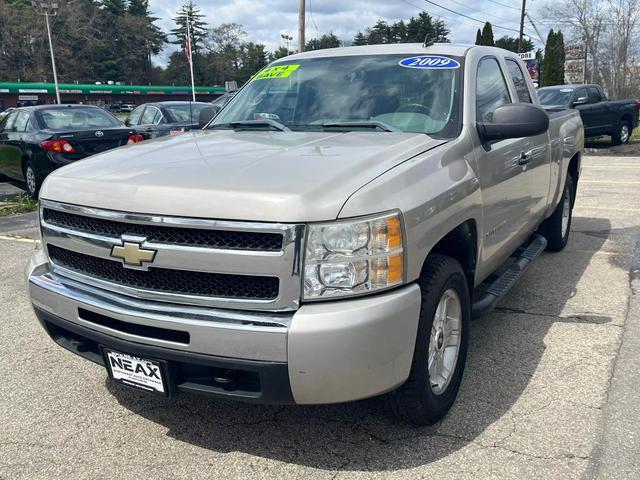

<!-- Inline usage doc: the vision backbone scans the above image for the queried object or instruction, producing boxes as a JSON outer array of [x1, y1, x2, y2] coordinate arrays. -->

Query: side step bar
[[471, 234, 547, 319]]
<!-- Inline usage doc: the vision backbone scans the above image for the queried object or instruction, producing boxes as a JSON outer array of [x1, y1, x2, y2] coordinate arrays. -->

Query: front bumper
[[27, 249, 422, 404]]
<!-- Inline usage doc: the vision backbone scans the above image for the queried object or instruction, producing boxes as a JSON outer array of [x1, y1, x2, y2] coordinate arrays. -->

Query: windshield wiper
[[320, 121, 399, 132], [211, 119, 290, 132]]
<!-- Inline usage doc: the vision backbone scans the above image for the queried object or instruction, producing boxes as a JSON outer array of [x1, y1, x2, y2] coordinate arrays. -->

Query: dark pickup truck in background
[[538, 84, 639, 145]]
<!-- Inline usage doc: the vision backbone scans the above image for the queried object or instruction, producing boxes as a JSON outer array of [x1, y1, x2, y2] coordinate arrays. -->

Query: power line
[[485, 0, 521, 11], [423, 0, 521, 34]]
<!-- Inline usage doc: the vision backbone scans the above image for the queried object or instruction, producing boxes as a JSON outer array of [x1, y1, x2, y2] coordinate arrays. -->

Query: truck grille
[[40, 200, 303, 311], [47, 245, 280, 300], [42, 208, 284, 251]]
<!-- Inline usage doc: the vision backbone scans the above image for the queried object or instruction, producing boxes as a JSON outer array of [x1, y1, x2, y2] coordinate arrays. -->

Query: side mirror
[[198, 105, 221, 128], [572, 96, 589, 106], [477, 103, 549, 142]]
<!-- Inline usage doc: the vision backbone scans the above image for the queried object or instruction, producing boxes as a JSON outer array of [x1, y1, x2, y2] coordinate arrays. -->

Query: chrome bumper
[[27, 249, 422, 404]]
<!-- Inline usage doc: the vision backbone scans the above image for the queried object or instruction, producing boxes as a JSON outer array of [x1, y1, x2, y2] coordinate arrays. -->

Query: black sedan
[[124, 101, 212, 139], [0, 104, 142, 197]]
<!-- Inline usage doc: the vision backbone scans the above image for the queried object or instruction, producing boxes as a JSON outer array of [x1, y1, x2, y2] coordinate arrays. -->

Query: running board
[[471, 234, 547, 319]]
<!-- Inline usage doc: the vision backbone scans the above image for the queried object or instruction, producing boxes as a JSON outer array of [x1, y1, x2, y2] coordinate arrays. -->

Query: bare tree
[[541, 0, 640, 97]]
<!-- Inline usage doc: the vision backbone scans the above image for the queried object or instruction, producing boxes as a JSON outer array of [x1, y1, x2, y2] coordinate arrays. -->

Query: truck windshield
[[538, 88, 574, 106], [211, 54, 462, 137]]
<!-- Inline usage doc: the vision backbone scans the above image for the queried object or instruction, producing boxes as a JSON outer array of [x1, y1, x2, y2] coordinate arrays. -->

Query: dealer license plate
[[104, 349, 167, 396]]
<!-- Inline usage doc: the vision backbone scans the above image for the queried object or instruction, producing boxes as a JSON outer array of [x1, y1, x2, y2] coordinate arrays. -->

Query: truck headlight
[[303, 212, 404, 300]]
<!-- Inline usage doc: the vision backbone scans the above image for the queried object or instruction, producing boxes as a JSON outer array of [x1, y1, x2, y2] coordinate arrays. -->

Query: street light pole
[[33, 2, 60, 104]]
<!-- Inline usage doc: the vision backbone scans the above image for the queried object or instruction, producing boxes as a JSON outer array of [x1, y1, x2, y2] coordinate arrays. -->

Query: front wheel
[[386, 254, 470, 426], [612, 120, 631, 145]]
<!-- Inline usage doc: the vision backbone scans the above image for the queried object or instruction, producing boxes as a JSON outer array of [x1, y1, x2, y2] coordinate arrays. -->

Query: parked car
[[119, 104, 136, 113], [210, 92, 235, 109], [538, 84, 639, 144], [27, 44, 583, 426], [125, 101, 212, 139], [0, 104, 142, 197]]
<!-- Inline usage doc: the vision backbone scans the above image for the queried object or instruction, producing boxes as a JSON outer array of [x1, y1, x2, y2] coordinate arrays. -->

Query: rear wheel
[[23, 160, 41, 198], [612, 120, 631, 145], [539, 173, 574, 252], [386, 254, 470, 426]]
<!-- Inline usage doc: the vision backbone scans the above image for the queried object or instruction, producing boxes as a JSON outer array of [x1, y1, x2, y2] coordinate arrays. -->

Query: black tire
[[23, 160, 41, 198], [539, 173, 574, 252], [612, 120, 631, 145], [386, 254, 470, 426]]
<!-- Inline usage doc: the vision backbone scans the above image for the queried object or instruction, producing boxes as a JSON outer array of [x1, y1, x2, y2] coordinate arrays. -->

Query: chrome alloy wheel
[[428, 288, 462, 395], [26, 166, 36, 195], [561, 190, 571, 238], [620, 124, 630, 143]]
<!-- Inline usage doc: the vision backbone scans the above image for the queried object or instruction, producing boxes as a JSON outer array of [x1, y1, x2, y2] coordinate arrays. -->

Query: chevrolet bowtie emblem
[[111, 241, 157, 267]]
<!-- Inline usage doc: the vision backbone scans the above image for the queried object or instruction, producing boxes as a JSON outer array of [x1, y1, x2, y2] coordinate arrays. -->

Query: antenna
[[423, 35, 435, 48]]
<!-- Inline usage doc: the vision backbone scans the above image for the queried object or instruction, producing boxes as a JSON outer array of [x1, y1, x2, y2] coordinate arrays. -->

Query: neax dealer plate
[[104, 349, 166, 395]]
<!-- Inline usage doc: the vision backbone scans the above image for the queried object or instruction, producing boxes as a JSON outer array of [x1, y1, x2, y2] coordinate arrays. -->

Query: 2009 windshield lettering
[[399, 56, 460, 69]]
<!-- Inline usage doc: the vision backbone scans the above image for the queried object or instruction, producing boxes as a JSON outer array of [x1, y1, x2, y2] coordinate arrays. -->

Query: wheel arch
[[420, 219, 478, 293]]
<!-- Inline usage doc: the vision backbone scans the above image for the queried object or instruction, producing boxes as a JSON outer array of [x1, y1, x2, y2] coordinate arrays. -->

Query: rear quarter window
[[505, 59, 532, 103]]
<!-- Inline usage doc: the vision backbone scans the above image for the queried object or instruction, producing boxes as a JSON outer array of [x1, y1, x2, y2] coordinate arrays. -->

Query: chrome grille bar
[[40, 199, 305, 311]]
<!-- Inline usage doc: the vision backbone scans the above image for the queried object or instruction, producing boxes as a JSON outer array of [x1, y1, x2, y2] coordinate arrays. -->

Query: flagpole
[[186, 11, 196, 102]]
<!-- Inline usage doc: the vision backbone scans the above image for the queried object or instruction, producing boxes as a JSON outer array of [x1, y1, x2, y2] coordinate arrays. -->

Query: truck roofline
[[280, 43, 484, 61]]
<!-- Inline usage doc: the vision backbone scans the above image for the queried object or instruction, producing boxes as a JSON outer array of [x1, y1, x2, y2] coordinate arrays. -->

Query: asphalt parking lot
[[1, 154, 639, 479]]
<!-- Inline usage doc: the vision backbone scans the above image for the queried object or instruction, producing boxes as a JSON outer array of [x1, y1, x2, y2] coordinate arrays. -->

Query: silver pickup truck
[[26, 44, 584, 425]]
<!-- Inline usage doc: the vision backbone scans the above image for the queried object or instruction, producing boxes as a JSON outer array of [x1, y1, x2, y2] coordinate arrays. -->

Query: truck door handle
[[518, 152, 531, 165]]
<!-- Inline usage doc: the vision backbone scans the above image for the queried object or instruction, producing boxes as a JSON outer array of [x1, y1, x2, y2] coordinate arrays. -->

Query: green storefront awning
[[0, 82, 226, 96]]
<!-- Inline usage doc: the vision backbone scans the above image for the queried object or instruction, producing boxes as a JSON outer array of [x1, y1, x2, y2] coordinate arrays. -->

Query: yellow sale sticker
[[253, 64, 300, 80]]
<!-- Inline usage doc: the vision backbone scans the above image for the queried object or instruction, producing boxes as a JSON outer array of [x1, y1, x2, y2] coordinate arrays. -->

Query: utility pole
[[32, 1, 60, 104], [518, 0, 527, 53], [298, 0, 305, 53]]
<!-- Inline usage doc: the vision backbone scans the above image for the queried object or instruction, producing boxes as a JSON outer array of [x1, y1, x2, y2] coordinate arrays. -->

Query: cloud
[[149, 0, 545, 66]]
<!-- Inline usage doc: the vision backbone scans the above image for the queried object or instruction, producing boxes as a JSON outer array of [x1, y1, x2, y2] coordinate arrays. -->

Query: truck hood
[[40, 130, 446, 222]]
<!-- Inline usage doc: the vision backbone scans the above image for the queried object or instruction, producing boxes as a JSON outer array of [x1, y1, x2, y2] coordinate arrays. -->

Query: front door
[[473, 57, 549, 278]]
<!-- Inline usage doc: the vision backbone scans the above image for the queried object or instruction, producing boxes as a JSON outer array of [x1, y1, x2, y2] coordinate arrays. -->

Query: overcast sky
[[148, 0, 549, 66]]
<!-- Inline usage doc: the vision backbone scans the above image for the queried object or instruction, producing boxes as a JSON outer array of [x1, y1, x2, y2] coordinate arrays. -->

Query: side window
[[476, 57, 512, 123], [587, 87, 601, 103], [140, 106, 158, 125], [151, 108, 164, 125], [127, 106, 145, 125], [505, 59, 532, 103], [573, 87, 588, 104], [3, 112, 18, 132], [14, 112, 30, 132]]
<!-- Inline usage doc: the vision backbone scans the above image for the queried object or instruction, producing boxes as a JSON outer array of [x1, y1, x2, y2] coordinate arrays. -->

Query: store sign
[[60, 89, 82, 94], [18, 95, 39, 101], [19, 88, 47, 93], [0, 89, 9, 93], [519, 51, 536, 61]]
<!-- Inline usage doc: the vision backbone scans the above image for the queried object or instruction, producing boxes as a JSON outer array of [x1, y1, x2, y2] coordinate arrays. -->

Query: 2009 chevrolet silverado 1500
[[27, 44, 584, 425]]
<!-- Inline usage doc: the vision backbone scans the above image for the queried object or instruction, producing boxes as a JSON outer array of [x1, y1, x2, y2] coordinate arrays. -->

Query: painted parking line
[[580, 180, 640, 185], [0, 235, 39, 245]]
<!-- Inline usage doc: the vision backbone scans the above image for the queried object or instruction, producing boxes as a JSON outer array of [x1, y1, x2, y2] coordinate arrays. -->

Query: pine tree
[[481, 22, 494, 47], [541, 29, 566, 86], [127, 0, 149, 16], [170, 1, 208, 53], [352, 31, 367, 46], [102, 0, 126, 16], [406, 11, 449, 44], [495, 35, 534, 53], [475, 29, 483, 45]]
